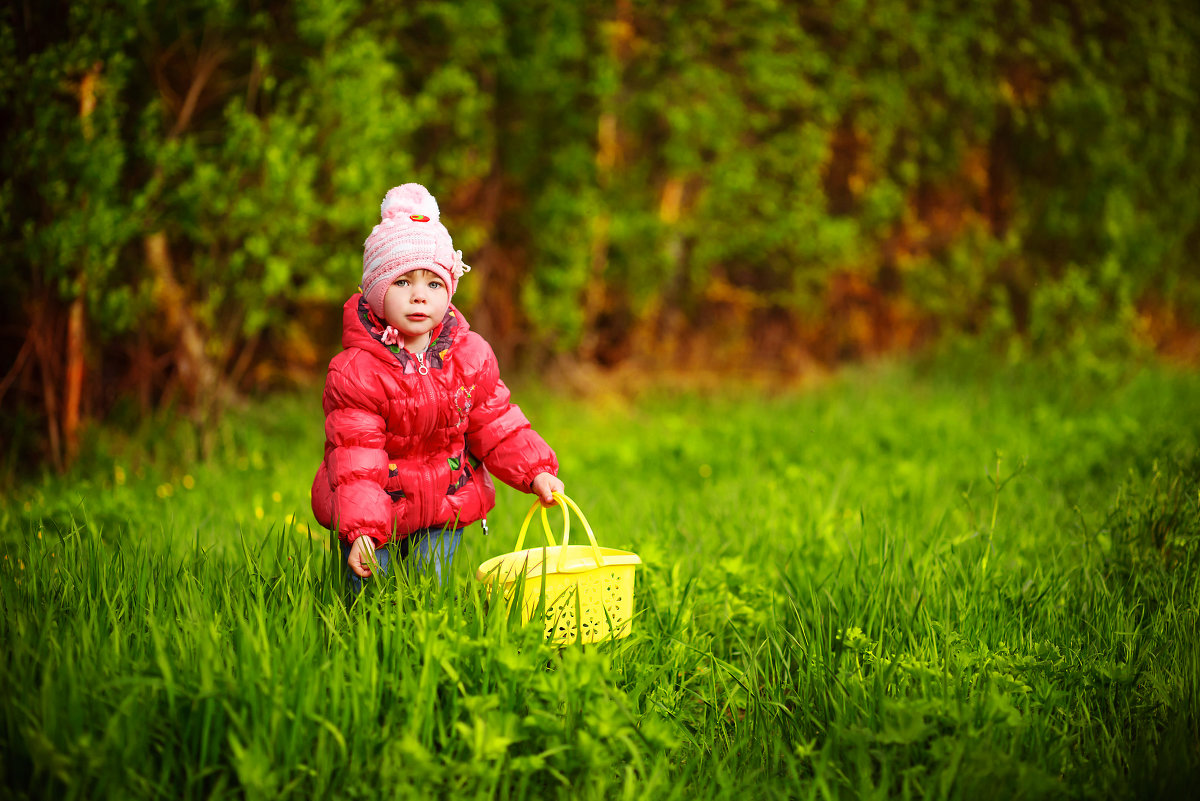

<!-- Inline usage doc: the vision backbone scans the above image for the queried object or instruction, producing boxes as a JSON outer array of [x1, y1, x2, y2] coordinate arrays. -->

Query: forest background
[[2, 0, 1199, 476]]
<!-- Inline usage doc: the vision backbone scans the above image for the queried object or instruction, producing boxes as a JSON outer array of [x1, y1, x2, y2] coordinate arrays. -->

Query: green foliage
[[499, 0, 1199, 358], [1, 0, 1198, 446], [2, 363, 1199, 798], [0, 3, 142, 327]]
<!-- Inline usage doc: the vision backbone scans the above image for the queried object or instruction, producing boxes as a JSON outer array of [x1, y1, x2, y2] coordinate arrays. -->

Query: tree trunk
[[55, 62, 103, 468], [29, 300, 64, 472], [143, 231, 218, 410], [63, 290, 85, 464]]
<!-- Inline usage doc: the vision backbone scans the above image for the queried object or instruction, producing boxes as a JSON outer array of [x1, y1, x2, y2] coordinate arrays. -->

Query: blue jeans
[[338, 525, 463, 594]]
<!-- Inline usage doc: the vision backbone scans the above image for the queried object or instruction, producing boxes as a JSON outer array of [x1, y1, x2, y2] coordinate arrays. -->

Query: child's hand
[[531, 472, 565, 506], [347, 535, 378, 578]]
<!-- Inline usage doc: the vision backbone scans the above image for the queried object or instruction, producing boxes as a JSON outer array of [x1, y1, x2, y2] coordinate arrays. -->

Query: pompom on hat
[[361, 183, 470, 318]]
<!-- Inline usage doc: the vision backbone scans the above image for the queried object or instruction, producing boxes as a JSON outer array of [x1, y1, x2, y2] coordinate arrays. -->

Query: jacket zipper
[[415, 348, 434, 524]]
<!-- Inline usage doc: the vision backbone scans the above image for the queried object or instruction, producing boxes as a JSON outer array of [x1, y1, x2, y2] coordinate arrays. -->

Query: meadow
[[1, 359, 1198, 800]]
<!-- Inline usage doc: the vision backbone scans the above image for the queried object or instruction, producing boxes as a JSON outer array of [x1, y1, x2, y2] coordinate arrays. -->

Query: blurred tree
[[1, 0, 1197, 473], [1, 3, 141, 469]]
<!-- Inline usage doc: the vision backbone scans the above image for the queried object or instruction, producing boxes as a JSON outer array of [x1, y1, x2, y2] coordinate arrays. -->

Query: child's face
[[382, 269, 450, 345]]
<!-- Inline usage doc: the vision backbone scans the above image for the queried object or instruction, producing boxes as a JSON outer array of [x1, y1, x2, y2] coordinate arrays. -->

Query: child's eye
[[394, 278, 409, 287], [429, 280, 443, 289]]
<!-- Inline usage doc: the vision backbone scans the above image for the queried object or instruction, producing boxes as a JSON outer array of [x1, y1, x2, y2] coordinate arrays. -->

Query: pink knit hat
[[361, 183, 470, 318]]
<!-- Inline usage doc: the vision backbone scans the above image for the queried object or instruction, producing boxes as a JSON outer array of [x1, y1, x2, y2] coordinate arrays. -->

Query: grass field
[[2, 359, 1199, 800]]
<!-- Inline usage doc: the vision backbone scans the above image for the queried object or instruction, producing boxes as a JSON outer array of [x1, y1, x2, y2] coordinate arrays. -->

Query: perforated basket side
[[522, 565, 636, 644]]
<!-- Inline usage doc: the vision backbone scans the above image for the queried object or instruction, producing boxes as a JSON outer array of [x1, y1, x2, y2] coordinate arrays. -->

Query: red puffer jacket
[[311, 294, 558, 547]]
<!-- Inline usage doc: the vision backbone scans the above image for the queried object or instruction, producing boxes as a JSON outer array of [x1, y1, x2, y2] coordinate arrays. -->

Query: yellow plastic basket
[[475, 492, 642, 645]]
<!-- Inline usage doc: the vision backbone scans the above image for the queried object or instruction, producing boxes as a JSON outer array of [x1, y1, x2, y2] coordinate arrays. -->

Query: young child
[[311, 183, 564, 589]]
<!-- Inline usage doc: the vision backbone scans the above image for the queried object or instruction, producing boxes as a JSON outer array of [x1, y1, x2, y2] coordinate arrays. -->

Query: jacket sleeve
[[323, 356, 392, 547], [466, 342, 558, 492]]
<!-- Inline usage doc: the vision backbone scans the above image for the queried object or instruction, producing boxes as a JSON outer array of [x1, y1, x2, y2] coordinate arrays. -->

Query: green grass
[[2, 360, 1199, 800]]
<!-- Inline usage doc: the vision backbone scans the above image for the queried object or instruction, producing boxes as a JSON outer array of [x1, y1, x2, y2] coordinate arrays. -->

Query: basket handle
[[514, 494, 566, 550], [513, 492, 606, 572]]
